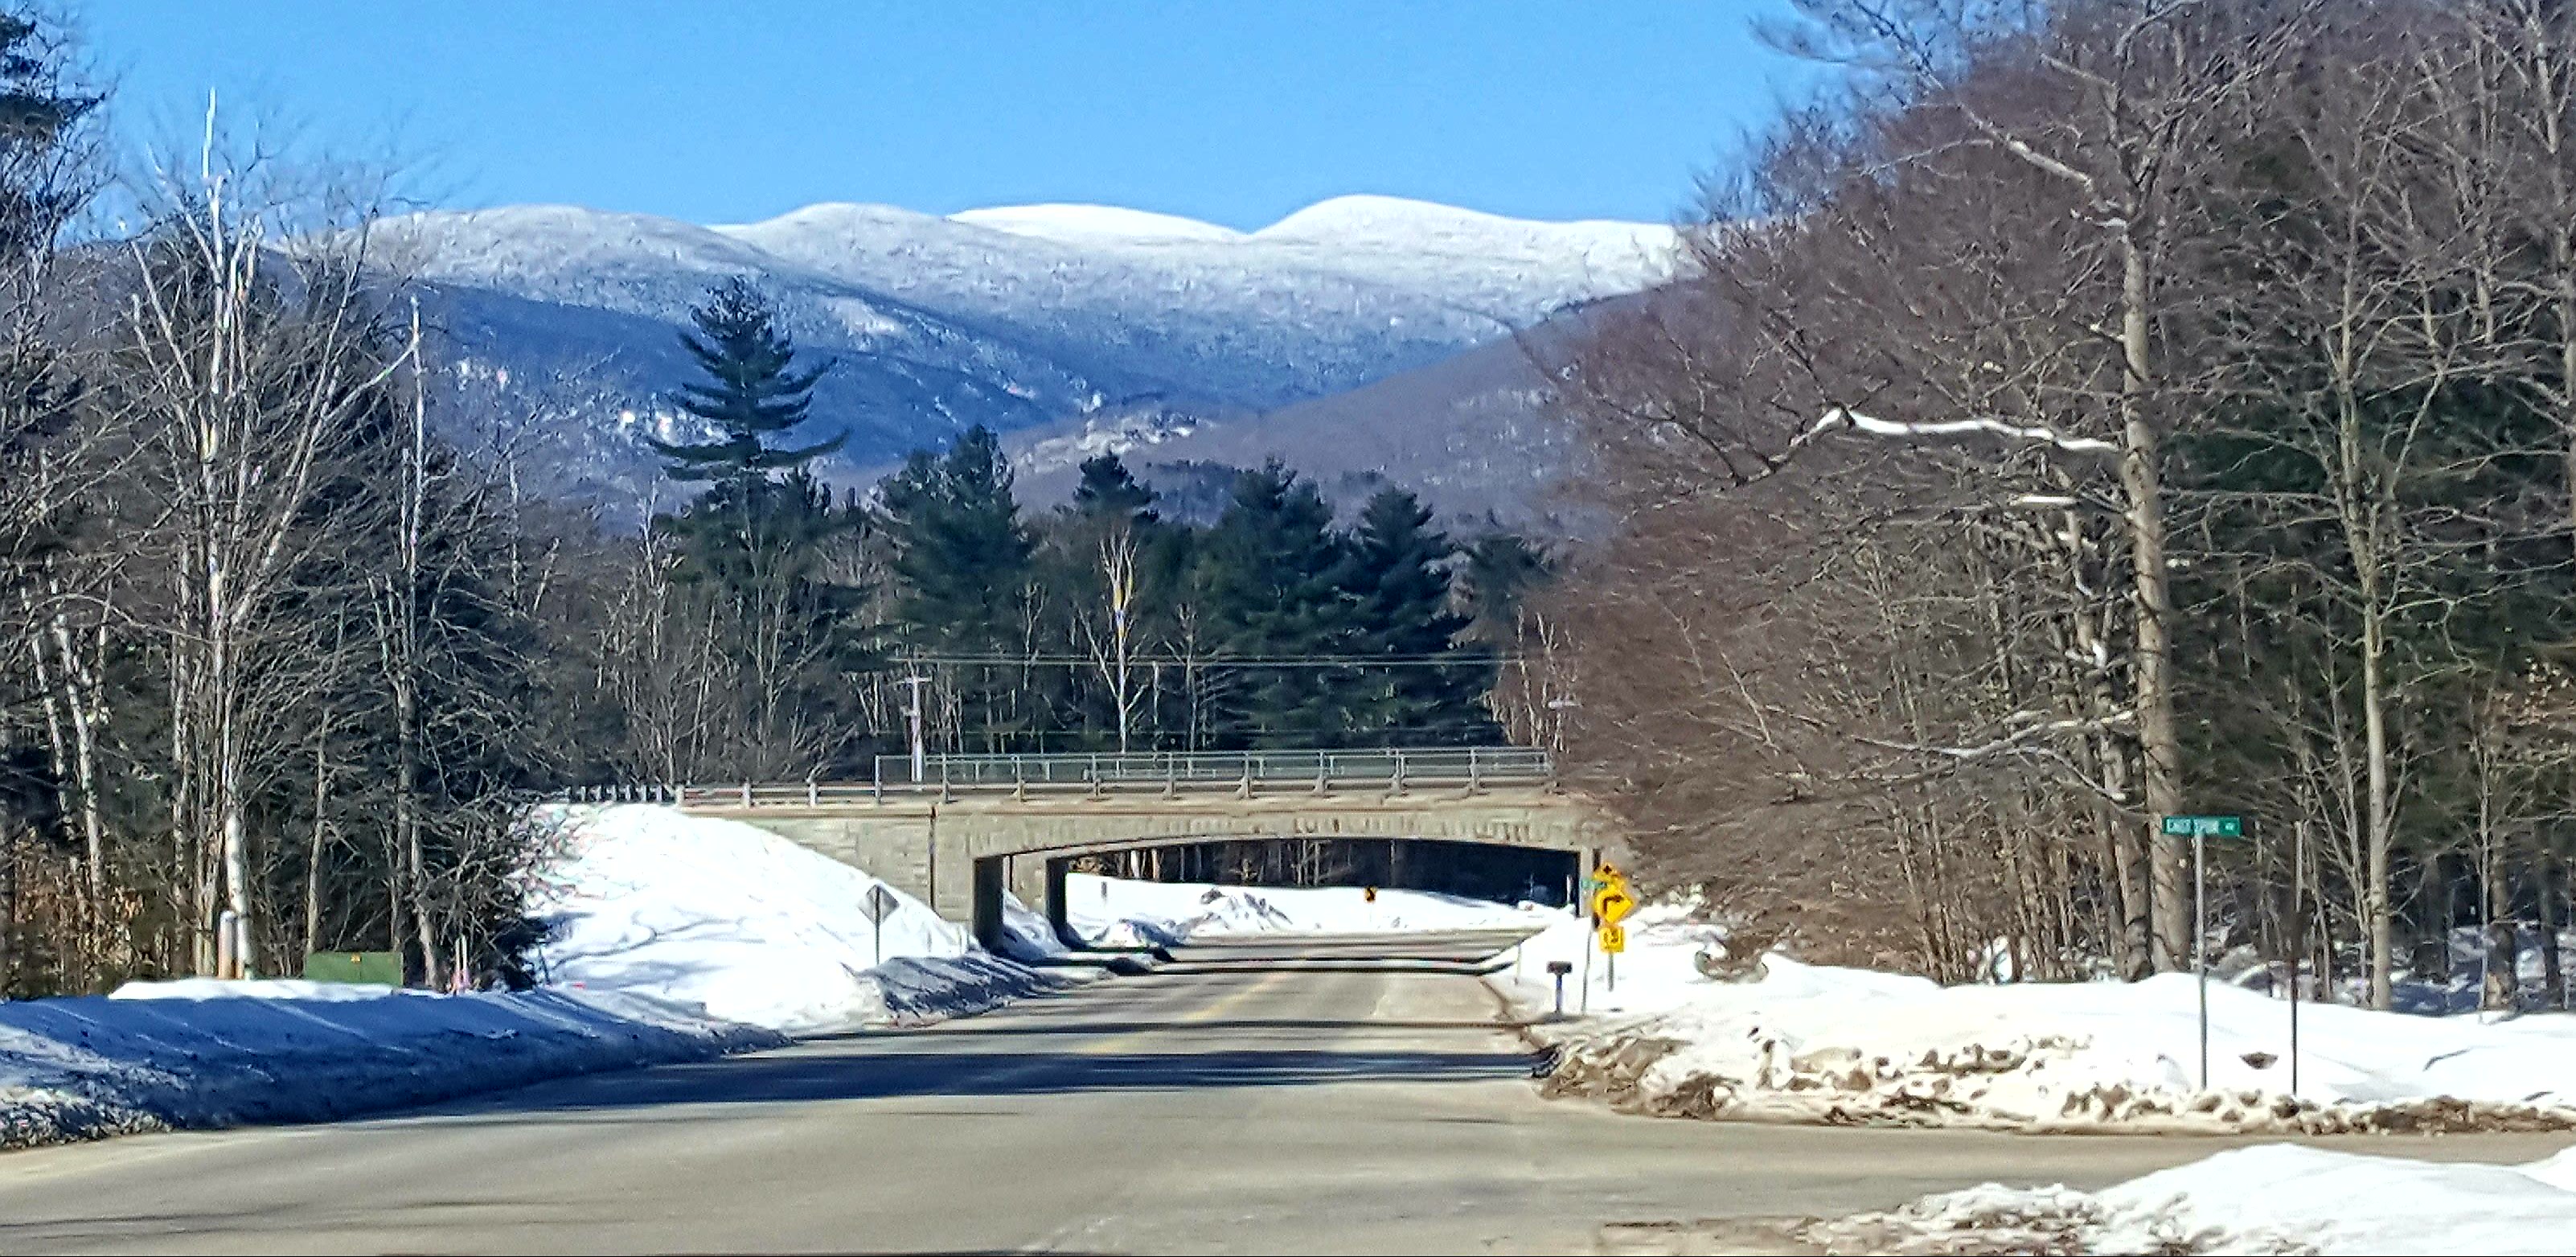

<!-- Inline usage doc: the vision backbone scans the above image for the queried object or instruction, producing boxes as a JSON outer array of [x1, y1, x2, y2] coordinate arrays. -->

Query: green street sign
[[2161, 815, 2244, 839]]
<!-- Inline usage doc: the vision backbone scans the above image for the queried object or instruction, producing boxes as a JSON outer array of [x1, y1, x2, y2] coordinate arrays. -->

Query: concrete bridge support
[[703, 784, 1612, 947]]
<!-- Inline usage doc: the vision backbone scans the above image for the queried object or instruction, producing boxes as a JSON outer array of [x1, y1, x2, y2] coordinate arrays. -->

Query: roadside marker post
[[2291, 817, 2307, 1098], [2162, 815, 2244, 1091], [861, 884, 901, 968], [1588, 863, 1636, 996]]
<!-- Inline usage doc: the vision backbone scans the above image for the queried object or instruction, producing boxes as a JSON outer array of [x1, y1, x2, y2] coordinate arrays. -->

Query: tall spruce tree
[[1194, 462, 1360, 747], [647, 278, 843, 487], [878, 426, 1037, 750], [647, 280, 871, 776], [1458, 532, 1549, 645], [1346, 487, 1495, 745], [1071, 452, 1158, 525]]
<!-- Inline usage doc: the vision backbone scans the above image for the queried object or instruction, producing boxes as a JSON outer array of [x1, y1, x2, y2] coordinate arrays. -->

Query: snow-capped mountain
[[388, 195, 1672, 515]]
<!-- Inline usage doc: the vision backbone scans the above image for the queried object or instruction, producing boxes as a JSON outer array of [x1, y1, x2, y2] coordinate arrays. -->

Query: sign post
[[900, 674, 929, 783], [1588, 864, 1637, 995], [2291, 817, 2307, 1097], [2162, 815, 2244, 1091], [861, 884, 902, 967]]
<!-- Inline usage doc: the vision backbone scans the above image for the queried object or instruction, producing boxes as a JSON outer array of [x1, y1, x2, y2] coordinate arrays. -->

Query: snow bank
[[529, 804, 1066, 1035], [1516, 906, 2576, 1134], [0, 804, 1080, 1152], [1503, 905, 1735, 1016], [0, 982, 774, 1151], [1812, 1144, 2576, 1255], [1064, 873, 1543, 945]]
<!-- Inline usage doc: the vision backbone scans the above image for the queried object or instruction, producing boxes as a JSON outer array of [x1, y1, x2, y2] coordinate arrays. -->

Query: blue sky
[[84, 1, 1807, 230]]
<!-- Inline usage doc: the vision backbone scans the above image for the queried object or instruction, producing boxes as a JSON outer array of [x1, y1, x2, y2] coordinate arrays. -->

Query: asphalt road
[[1, 929, 2566, 1255]]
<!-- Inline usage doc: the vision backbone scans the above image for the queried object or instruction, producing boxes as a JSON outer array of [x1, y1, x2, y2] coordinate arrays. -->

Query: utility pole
[[901, 673, 929, 783]]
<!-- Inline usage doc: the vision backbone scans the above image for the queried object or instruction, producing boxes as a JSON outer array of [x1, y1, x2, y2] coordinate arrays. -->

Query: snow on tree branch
[[1812, 406, 2121, 457]]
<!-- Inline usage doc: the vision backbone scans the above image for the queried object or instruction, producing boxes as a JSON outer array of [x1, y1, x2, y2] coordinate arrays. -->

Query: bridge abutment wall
[[699, 785, 1614, 947]]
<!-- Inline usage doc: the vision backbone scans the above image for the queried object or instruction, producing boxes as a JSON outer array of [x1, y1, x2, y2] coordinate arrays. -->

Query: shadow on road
[[887, 1016, 1536, 1039], [420, 1046, 1544, 1123]]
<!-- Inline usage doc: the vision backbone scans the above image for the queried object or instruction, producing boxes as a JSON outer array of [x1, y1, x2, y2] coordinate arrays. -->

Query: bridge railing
[[875, 746, 1550, 792], [557, 746, 1554, 809]]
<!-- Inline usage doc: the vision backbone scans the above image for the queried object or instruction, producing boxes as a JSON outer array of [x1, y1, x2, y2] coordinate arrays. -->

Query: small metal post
[[1014, 755, 1027, 802], [2291, 817, 2305, 1097], [2196, 826, 2209, 1091], [806, 778, 818, 808], [1391, 750, 1408, 796], [902, 673, 929, 783], [741, 780, 753, 808], [1468, 748, 1483, 795], [1580, 925, 1594, 1014]]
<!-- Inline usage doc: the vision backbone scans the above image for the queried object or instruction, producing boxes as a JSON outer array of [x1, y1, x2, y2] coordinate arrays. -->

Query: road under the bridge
[[3, 933, 2567, 1255]]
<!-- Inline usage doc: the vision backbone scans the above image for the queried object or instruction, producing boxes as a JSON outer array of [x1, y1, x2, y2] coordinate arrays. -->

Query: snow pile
[[529, 804, 1065, 1033], [0, 982, 774, 1152], [996, 896, 1075, 963], [1064, 873, 1543, 946], [1516, 906, 2576, 1134], [1503, 905, 1733, 1016], [0, 803, 1078, 1152], [1809, 1144, 2576, 1255]]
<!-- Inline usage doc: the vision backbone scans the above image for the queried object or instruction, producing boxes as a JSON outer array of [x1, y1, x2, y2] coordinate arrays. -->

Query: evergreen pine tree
[[1071, 452, 1159, 526], [647, 278, 843, 487], [1346, 488, 1497, 745], [1194, 462, 1360, 747], [1458, 532, 1550, 645], [878, 426, 1037, 749], [646, 280, 872, 775]]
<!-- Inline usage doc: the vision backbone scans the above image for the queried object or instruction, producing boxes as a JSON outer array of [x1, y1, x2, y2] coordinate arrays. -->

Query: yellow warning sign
[[1597, 923, 1626, 954], [1589, 872, 1636, 926]]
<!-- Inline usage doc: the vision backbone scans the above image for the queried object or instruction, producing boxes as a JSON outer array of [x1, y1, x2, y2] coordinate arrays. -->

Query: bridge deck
[[566, 746, 1558, 810]]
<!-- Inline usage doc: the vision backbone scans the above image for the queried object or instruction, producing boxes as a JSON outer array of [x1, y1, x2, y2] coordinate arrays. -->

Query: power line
[[892, 654, 1513, 670]]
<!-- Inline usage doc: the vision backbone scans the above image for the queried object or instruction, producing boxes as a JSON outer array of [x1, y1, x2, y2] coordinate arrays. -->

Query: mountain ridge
[[391, 194, 1669, 523]]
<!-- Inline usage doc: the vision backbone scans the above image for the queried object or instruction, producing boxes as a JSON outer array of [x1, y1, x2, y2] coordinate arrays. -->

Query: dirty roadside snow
[[1500, 908, 2576, 1136], [1806, 1144, 2576, 1255]]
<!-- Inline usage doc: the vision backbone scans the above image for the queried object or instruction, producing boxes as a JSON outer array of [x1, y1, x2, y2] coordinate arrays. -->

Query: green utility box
[[301, 950, 404, 986]]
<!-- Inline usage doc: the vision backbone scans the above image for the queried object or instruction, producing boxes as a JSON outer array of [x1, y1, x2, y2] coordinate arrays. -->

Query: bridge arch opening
[[980, 835, 1586, 949]]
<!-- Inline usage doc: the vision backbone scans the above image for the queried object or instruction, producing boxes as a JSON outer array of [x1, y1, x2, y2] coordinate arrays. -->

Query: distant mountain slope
[[1010, 300, 1627, 534], [383, 195, 1671, 515]]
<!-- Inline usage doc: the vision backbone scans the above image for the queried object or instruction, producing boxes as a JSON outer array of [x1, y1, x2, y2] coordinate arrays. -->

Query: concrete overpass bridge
[[580, 748, 1614, 946]]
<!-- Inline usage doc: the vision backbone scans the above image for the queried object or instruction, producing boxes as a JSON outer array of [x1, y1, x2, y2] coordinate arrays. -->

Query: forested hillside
[[0, 12, 1533, 996], [1553, 0, 2576, 1008]]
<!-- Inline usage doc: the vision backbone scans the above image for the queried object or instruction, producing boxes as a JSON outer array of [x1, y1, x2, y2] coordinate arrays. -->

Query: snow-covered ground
[[1064, 873, 1548, 947], [527, 803, 1069, 1033], [1, 804, 1073, 1151], [0, 983, 774, 1151], [1811, 1144, 2576, 1255], [1511, 906, 2576, 1135]]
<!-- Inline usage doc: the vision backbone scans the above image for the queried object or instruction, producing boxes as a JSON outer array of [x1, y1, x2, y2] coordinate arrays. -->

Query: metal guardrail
[[560, 746, 1554, 809]]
